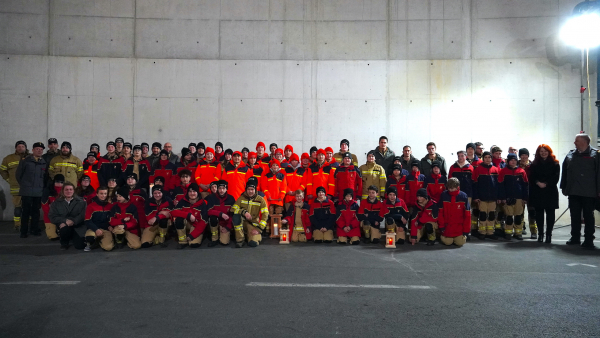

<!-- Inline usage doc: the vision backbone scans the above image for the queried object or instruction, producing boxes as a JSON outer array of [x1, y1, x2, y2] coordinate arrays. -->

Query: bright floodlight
[[560, 12, 600, 49]]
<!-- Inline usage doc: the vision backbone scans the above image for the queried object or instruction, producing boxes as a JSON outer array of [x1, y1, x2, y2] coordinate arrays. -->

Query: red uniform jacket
[[404, 171, 426, 208], [204, 193, 236, 229], [378, 198, 409, 226], [129, 188, 147, 228], [330, 165, 362, 201], [170, 183, 191, 205], [437, 189, 471, 238], [335, 199, 361, 237], [283, 167, 306, 204], [261, 171, 287, 207], [424, 174, 448, 203], [171, 197, 207, 239], [217, 162, 250, 200], [144, 196, 174, 227], [194, 159, 220, 192], [386, 174, 408, 202], [357, 198, 383, 224], [151, 160, 177, 192], [283, 202, 312, 240], [109, 201, 140, 236], [409, 199, 439, 238]]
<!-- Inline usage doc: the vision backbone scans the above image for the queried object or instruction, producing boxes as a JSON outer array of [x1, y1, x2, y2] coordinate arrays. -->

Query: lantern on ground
[[279, 228, 290, 244], [385, 232, 396, 248]]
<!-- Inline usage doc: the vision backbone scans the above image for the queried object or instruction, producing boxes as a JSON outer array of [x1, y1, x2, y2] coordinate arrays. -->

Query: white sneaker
[[84, 245, 91, 252]]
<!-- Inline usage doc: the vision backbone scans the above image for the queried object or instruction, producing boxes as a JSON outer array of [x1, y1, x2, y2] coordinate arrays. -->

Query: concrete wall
[[0, 0, 598, 221]]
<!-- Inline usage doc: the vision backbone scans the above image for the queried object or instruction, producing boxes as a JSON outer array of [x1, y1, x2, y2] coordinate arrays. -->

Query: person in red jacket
[[283, 153, 305, 209], [309, 187, 336, 243], [122, 145, 152, 191], [335, 188, 361, 245], [170, 169, 192, 204], [301, 152, 311, 169], [305, 149, 335, 202], [437, 178, 471, 246], [386, 164, 409, 203], [325, 147, 339, 169], [424, 160, 447, 203], [404, 160, 426, 210], [109, 186, 142, 249], [262, 159, 287, 215], [358, 185, 384, 244], [125, 173, 148, 230], [205, 180, 237, 247], [409, 188, 439, 246], [171, 183, 206, 249], [379, 186, 409, 244], [214, 142, 224, 162], [99, 141, 125, 187], [194, 147, 219, 198], [173, 148, 198, 187], [142, 185, 173, 248], [42, 174, 64, 240], [282, 190, 312, 242], [75, 175, 96, 204], [245, 152, 265, 191], [84, 186, 114, 251], [82, 152, 101, 190], [151, 150, 177, 192], [217, 151, 249, 200], [329, 152, 362, 202]]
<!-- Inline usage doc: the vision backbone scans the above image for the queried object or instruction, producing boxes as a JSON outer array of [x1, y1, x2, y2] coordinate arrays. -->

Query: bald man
[[163, 143, 180, 164]]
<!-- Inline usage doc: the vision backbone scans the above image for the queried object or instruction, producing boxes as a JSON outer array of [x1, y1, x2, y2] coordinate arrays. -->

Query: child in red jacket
[[335, 188, 361, 245], [424, 160, 447, 203], [379, 186, 409, 245], [409, 188, 439, 246], [437, 178, 471, 247]]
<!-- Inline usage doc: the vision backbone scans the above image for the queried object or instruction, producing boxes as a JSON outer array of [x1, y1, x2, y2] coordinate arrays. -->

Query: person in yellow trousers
[[48, 141, 83, 185], [231, 179, 269, 248], [0, 140, 29, 231]]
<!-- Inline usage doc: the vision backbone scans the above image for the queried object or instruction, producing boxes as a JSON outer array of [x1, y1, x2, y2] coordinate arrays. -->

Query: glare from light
[[560, 13, 600, 49]]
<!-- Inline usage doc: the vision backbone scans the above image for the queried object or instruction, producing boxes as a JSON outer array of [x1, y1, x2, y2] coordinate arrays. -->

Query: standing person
[[147, 142, 162, 168], [466, 143, 483, 168], [309, 146, 318, 163], [151, 150, 177, 192], [304, 149, 335, 202], [324, 147, 338, 169], [518, 148, 536, 238], [255, 142, 270, 169], [560, 134, 599, 249], [121, 142, 132, 161], [217, 151, 249, 200], [43, 138, 59, 186], [498, 154, 529, 240], [404, 160, 426, 210], [283, 145, 294, 164], [491, 146, 506, 169], [529, 145, 560, 243], [333, 139, 359, 166], [241, 147, 250, 164], [194, 147, 220, 199], [1, 140, 29, 231], [42, 175, 64, 240], [15, 142, 46, 238], [359, 151, 387, 200], [301, 153, 311, 169], [141, 142, 150, 159], [122, 145, 152, 191], [400, 146, 416, 174], [420, 142, 447, 176], [373, 136, 396, 171], [472, 152, 501, 240], [386, 164, 409, 203], [115, 137, 125, 156], [99, 141, 125, 186], [449, 150, 476, 235], [329, 153, 362, 202], [423, 161, 447, 203], [283, 153, 306, 210], [48, 141, 83, 185], [195, 142, 206, 162], [188, 143, 197, 158], [163, 142, 179, 164], [214, 142, 224, 162], [474, 142, 485, 159], [262, 159, 287, 216], [48, 182, 87, 250], [82, 152, 101, 191]]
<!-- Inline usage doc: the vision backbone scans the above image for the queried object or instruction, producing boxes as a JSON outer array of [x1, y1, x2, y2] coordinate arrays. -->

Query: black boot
[[566, 237, 580, 245], [544, 235, 551, 244], [537, 228, 544, 242]]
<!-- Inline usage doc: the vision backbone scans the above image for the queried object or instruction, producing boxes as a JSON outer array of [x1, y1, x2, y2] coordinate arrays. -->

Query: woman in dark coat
[[528, 144, 560, 243]]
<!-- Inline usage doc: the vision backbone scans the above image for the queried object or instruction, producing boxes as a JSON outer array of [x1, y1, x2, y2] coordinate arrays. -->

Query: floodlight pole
[[580, 48, 585, 132]]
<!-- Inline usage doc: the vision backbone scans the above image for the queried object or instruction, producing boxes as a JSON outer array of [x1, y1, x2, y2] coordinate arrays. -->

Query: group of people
[[1, 133, 596, 251]]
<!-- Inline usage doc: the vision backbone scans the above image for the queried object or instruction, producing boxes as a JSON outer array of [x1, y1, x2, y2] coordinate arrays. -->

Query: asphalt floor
[[0, 221, 599, 338]]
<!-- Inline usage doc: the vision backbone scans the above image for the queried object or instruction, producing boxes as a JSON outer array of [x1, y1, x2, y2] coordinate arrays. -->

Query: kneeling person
[[84, 186, 115, 251], [205, 180, 237, 246], [409, 188, 439, 246], [171, 183, 207, 249], [109, 187, 141, 249], [437, 178, 471, 247], [358, 185, 384, 243], [142, 186, 173, 248], [282, 190, 312, 242], [232, 180, 269, 248], [335, 188, 361, 245], [379, 186, 409, 245], [309, 187, 336, 243]]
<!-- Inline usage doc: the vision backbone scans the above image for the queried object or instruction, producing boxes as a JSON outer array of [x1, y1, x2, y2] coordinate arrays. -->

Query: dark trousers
[[568, 195, 596, 240], [20, 196, 41, 235], [534, 207, 556, 237], [58, 225, 86, 249]]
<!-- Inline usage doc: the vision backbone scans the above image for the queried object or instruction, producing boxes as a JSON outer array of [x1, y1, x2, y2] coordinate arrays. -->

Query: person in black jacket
[[530, 145, 561, 243], [560, 134, 600, 249], [84, 186, 114, 251], [49, 182, 87, 250], [15, 142, 47, 238]]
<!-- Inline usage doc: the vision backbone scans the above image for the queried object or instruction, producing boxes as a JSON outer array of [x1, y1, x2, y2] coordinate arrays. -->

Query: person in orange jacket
[[255, 142, 270, 170], [283, 145, 294, 163], [82, 152, 101, 190], [217, 151, 250, 200], [305, 149, 335, 202], [245, 152, 265, 191], [301, 152, 311, 169], [325, 147, 339, 169], [262, 159, 288, 216], [283, 153, 306, 210], [194, 147, 220, 199]]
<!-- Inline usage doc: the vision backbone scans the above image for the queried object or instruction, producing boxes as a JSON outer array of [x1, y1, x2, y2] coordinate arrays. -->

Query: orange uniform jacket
[[261, 171, 288, 207], [305, 162, 335, 199], [194, 159, 220, 192], [217, 161, 250, 200]]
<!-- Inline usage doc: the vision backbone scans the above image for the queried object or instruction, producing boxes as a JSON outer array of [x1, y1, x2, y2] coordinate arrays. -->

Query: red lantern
[[282, 233, 287, 241]]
